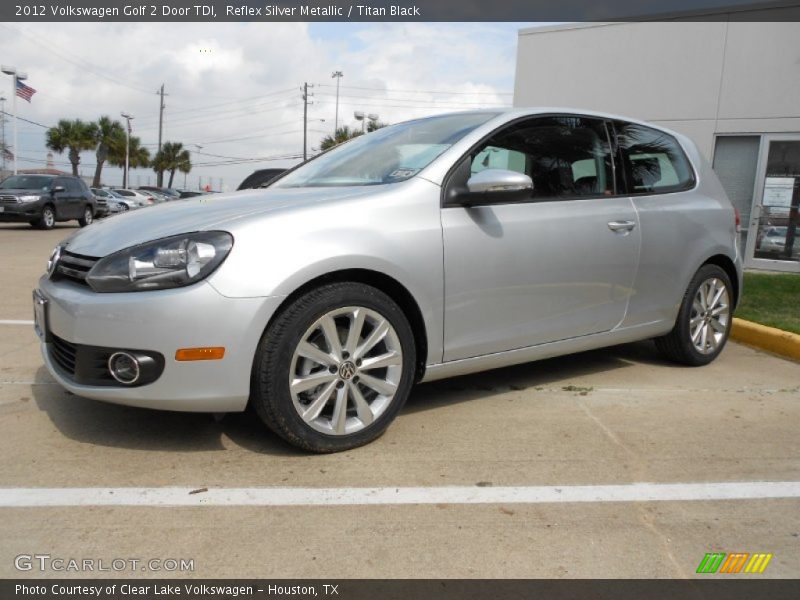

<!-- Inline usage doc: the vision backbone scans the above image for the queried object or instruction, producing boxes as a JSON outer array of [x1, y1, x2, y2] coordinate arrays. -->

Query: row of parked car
[[91, 186, 205, 216], [0, 173, 209, 229]]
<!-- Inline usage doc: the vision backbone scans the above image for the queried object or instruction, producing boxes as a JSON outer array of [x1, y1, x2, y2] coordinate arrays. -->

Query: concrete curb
[[731, 318, 800, 362]]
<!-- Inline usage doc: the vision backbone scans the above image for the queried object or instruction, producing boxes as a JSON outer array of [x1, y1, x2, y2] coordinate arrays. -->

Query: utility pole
[[156, 83, 167, 186], [331, 71, 343, 134], [0, 97, 6, 174], [302, 83, 313, 161], [121, 112, 133, 188]]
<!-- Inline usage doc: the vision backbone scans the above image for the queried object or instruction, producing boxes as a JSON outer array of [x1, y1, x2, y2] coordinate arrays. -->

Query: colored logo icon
[[696, 552, 773, 574]]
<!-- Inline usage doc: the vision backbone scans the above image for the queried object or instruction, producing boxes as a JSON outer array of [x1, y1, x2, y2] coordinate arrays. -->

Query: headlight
[[86, 231, 233, 293], [18, 195, 42, 203]]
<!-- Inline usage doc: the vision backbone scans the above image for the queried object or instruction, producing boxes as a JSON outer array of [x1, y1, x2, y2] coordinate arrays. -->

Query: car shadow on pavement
[[31, 341, 675, 454], [31, 366, 299, 455], [406, 340, 668, 413]]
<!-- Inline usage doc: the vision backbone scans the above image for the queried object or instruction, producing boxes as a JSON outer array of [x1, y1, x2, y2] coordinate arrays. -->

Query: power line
[[315, 92, 511, 107], [0, 111, 49, 129]]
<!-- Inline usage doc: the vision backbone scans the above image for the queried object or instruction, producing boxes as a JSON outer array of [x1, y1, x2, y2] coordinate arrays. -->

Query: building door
[[745, 135, 800, 272]]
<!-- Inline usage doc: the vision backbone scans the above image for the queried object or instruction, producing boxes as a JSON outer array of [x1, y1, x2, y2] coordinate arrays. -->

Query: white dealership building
[[513, 4, 800, 272]]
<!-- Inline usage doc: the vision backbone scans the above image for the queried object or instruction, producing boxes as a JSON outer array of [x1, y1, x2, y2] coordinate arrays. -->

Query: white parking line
[[0, 320, 34, 326], [1, 481, 799, 508]]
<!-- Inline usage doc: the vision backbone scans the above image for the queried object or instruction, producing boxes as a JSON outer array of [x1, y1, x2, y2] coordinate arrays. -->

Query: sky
[[0, 21, 532, 191]]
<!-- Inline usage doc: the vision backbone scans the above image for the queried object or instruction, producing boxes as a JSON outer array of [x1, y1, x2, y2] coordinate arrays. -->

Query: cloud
[[0, 21, 524, 190]]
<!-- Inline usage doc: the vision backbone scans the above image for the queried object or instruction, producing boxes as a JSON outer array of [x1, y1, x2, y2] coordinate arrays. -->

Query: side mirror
[[448, 169, 533, 207], [51, 185, 66, 193], [467, 169, 533, 194]]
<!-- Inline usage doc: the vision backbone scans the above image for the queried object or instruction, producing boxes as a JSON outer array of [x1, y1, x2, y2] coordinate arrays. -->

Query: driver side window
[[470, 116, 616, 200]]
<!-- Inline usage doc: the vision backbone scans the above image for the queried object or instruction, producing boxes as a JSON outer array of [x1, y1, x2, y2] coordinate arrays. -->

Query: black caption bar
[[1, 0, 799, 22], [3, 579, 800, 600]]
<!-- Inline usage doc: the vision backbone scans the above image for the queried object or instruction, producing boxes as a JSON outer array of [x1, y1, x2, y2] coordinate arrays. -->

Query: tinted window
[[53, 178, 69, 191], [615, 122, 694, 194], [0, 175, 53, 190], [470, 116, 615, 200]]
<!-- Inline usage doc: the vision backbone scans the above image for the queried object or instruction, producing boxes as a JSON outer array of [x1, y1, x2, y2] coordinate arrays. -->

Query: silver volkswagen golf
[[35, 109, 742, 452]]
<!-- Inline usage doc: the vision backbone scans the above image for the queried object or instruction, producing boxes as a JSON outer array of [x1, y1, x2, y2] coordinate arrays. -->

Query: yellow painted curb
[[731, 318, 800, 362]]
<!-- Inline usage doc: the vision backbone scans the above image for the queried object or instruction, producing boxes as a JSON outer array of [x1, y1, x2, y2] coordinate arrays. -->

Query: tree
[[45, 119, 98, 176], [91, 116, 125, 187], [152, 141, 191, 188], [107, 135, 151, 187], [319, 126, 363, 151]]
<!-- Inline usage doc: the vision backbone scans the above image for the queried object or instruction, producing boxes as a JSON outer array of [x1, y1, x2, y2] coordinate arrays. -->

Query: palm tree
[[92, 116, 125, 187], [152, 142, 191, 188], [46, 119, 98, 176], [319, 126, 363, 151], [108, 135, 151, 187]]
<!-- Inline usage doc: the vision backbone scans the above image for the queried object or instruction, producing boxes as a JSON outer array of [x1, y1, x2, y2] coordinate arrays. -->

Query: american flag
[[16, 79, 36, 102]]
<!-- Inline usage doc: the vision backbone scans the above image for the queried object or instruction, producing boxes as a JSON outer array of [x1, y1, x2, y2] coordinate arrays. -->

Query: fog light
[[108, 352, 141, 384]]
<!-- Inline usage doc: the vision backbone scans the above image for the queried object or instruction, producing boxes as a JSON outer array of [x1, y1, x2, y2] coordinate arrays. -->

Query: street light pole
[[331, 71, 343, 134], [121, 112, 133, 188]]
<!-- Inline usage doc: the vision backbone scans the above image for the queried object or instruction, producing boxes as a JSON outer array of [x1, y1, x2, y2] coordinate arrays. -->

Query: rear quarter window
[[615, 122, 695, 195]]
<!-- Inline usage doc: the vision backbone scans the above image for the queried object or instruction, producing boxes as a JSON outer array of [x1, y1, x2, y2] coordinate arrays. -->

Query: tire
[[33, 205, 56, 230], [120, 204, 129, 212], [78, 205, 94, 227], [655, 264, 733, 366], [251, 282, 417, 453]]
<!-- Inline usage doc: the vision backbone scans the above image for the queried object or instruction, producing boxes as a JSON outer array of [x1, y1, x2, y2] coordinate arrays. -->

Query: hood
[[0, 189, 48, 196], [62, 185, 380, 257]]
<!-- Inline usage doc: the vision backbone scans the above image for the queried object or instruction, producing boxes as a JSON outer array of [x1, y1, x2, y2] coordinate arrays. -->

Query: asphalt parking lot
[[1, 222, 799, 579]]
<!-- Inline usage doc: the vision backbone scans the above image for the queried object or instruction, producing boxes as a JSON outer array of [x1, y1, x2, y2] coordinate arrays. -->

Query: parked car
[[178, 190, 204, 199], [92, 188, 138, 214], [0, 174, 97, 229], [237, 168, 287, 190], [139, 186, 181, 200], [757, 225, 799, 258], [35, 109, 742, 452], [112, 188, 157, 207]]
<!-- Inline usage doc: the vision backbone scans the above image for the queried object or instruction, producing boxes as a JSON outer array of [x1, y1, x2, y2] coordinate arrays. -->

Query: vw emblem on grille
[[47, 246, 62, 278], [338, 361, 357, 380]]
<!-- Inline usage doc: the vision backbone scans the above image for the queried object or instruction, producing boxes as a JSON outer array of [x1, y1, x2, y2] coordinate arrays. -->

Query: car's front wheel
[[78, 205, 94, 227], [655, 264, 733, 366], [251, 282, 416, 452], [31, 205, 56, 230]]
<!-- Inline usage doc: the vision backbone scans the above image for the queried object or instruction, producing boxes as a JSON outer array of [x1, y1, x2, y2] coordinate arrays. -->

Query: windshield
[[0, 175, 53, 190], [275, 112, 499, 188]]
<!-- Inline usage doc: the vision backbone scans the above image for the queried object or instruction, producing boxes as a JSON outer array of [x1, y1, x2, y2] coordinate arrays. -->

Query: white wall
[[513, 8, 800, 159]]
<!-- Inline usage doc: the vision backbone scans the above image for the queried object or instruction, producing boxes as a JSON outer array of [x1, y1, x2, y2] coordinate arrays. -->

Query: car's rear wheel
[[32, 205, 56, 230], [78, 206, 93, 227], [251, 282, 416, 452], [655, 264, 733, 366]]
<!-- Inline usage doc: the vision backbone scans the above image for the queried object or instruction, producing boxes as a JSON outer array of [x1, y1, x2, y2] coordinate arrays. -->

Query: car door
[[51, 178, 74, 219], [441, 115, 641, 362], [66, 179, 85, 218]]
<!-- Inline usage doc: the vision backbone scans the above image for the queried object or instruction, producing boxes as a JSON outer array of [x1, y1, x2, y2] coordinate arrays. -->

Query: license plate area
[[32, 289, 51, 342]]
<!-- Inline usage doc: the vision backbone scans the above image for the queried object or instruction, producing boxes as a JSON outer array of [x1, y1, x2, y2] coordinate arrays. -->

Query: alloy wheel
[[84, 207, 93, 225], [43, 208, 54, 228], [289, 306, 403, 436], [690, 277, 730, 355]]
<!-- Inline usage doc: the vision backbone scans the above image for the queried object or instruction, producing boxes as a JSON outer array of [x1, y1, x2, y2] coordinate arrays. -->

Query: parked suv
[[0, 174, 97, 229], [35, 109, 742, 452]]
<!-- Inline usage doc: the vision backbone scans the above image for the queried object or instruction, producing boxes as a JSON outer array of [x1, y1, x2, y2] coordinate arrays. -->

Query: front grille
[[0, 195, 18, 204], [50, 334, 77, 375], [54, 250, 99, 286]]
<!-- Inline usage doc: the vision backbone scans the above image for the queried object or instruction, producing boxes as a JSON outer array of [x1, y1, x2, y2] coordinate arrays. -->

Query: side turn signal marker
[[175, 347, 226, 361]]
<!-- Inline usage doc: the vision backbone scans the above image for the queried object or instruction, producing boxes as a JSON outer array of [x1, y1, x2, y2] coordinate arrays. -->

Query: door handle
[[607, 220, 636, 233]]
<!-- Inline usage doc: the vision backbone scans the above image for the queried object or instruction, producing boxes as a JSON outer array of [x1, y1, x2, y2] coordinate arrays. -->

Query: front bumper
[[38, 275, 285, 412], [0, 201, 43, 221]]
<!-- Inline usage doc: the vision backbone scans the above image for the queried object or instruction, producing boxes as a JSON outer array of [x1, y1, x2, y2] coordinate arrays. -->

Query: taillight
[[734, 207, 741, 233]]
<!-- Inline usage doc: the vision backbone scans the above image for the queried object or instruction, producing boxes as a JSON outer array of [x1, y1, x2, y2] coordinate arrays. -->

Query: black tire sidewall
[[674, 264, 733, 366], [253, 283, 417, 452]]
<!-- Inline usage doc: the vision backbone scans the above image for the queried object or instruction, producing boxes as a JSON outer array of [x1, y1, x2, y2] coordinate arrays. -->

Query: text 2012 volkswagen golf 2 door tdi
[[35, 109, 742, 452]]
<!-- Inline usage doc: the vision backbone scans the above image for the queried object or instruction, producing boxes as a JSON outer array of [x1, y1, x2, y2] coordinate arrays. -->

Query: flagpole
[[12, 74, 17, 174]]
